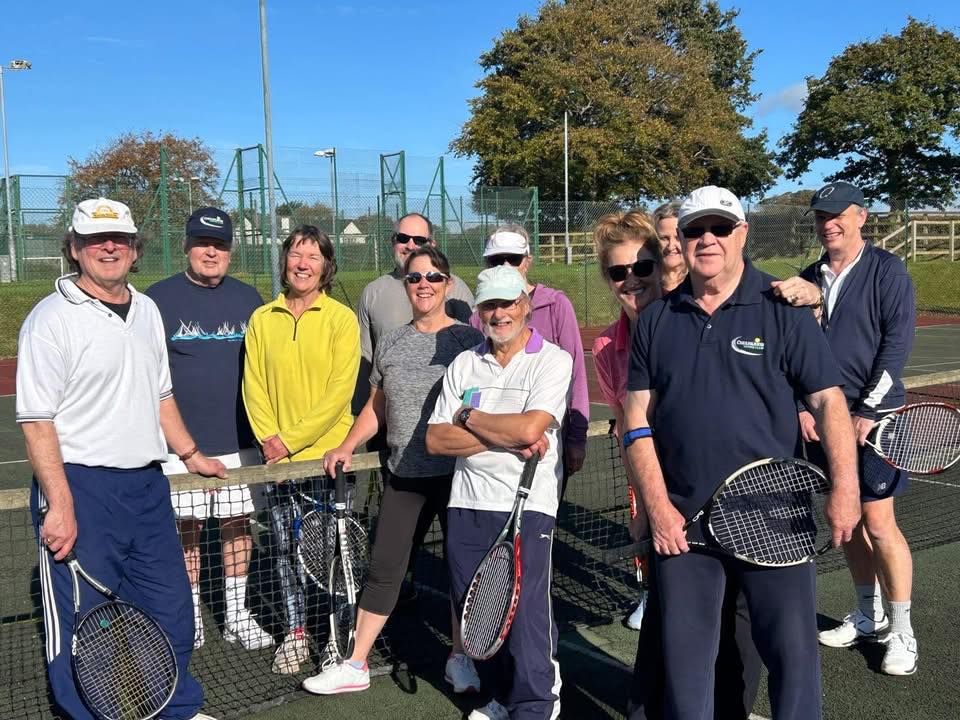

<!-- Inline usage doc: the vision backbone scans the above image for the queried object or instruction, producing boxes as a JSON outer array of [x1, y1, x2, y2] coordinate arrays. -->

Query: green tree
[[777, 19, 960, 209], [451, 0, 778, 202]]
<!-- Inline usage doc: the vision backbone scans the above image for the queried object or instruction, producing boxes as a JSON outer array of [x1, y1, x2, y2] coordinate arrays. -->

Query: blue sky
[[1, 1, 957, 200]]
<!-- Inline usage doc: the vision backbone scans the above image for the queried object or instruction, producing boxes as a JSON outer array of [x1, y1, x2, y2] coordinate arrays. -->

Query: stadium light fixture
[[1, 58, 32, 282]]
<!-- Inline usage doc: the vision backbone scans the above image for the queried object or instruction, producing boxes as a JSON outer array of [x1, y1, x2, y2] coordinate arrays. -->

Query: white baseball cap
[[483, 228, 530, 257], [475, 265, 527, 305], [677, 186, 745, 229], [70, 198, 138, 236]]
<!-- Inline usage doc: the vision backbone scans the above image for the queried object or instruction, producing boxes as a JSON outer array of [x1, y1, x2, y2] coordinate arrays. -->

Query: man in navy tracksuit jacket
[[773, 181, 918, 676]]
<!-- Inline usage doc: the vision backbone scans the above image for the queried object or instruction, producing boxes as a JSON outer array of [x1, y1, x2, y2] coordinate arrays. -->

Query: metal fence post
[[159, 146, 171, 275]]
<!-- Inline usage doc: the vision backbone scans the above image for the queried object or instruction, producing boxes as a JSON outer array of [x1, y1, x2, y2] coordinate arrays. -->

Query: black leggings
[[358, 470, 453, 616]]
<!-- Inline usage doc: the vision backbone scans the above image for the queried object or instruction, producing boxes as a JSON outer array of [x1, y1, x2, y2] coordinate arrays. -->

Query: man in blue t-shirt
[[146, 207, 273, 652]]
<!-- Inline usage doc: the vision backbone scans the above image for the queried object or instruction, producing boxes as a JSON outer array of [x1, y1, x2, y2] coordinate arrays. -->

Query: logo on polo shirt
[[731, 336, 765, 357]]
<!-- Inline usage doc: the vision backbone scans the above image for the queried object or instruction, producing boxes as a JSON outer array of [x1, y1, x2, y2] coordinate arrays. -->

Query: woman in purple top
[[469, 225, 589, 478]]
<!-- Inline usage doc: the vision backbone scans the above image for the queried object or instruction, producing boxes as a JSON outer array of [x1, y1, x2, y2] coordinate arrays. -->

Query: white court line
[[914, 476, 960, 490], [904, 360, 960, 370], [0, 393, 14, 398], [0, 459, 28, 466]]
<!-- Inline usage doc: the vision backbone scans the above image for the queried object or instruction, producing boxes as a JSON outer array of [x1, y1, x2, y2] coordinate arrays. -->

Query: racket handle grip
[[334, 461, 346, 505], [602, 540, 652, 564]]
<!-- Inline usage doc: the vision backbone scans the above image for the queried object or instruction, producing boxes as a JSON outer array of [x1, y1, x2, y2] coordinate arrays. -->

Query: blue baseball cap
[[807, 181, 865, 215], [186, 207, 233, 246]]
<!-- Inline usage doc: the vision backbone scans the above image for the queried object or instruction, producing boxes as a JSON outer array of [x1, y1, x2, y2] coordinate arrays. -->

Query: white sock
[[225, 575, 247, 624], [856, 580, 884, 621], [191, 584, 202, 628], [888, 601, 913, 636]]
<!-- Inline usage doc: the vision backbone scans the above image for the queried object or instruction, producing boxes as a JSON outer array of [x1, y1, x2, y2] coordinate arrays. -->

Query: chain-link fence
[[2, 162, 958, 358]]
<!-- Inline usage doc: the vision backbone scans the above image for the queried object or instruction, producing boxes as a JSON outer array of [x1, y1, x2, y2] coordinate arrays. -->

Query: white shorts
[[163, 448, 261, 520]]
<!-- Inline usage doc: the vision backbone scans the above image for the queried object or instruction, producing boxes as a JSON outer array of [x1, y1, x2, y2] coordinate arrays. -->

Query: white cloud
[[755, 82, 809, 118]]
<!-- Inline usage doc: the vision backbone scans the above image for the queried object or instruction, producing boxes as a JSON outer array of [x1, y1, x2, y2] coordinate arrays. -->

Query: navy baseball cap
[[807, 181, 865, 215], [186, 207, 233, 246]]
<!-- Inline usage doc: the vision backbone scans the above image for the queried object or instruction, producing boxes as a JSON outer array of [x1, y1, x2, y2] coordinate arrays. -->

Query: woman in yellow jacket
[[243, 224, 360, 675]]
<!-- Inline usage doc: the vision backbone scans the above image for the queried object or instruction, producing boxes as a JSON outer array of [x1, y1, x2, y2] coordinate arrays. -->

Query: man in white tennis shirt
[[427, 265, 572, 720], [17, 198, 224, 720]]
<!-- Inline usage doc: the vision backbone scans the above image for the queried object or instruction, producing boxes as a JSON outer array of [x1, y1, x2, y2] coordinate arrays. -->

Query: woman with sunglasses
[[591, 212, 761, 720], [652, 201, 687, 292], [470, 225, 590, 481], [303, 246, 484, 696], [242, 225, 361, 675]]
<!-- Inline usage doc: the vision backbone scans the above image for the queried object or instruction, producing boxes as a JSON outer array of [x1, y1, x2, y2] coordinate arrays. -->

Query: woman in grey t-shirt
[[303, 247, 484, 696]]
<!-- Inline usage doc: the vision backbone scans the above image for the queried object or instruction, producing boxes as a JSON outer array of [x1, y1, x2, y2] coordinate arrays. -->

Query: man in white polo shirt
[[426, 265, 572, 720], [16, 197, 226, 720]]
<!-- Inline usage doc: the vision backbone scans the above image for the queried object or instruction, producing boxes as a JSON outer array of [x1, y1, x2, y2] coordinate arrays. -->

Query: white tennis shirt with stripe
[[428, 329, 573, 518], [16, 275, 173, 468]]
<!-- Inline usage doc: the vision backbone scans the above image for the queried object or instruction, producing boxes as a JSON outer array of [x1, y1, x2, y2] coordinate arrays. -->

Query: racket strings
[[878, 405, 960, 473], [461, 545, 515, 657], [709, 462, 829, 565], [300, 513, 369, 589], [75, 602, 176, 720]]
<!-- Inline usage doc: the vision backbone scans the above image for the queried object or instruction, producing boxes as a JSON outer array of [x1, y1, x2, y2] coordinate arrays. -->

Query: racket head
[[707, 457, 831, 567], [73, 600, 178, 720], [459, 540, 520, 661], [298, 509, 336, 585], [872, 402, 960, 474], [328, 555, 357, 659]]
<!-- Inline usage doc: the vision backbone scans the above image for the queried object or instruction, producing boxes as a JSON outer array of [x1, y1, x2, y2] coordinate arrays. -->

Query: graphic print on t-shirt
[[171, 319, 247, 342]]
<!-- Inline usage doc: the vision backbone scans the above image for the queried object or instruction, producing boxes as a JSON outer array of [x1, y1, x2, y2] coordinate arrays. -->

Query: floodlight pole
[[563, 110, 571, 265], [259, 0, 280, 296], [314, 148, 339, 264], [1, 60, 32, 282]]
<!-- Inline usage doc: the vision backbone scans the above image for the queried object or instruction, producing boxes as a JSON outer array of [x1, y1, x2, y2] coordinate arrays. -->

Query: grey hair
[[652, 201, 683, 227]]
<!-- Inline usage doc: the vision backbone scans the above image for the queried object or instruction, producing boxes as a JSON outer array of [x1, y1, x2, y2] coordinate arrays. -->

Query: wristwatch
[[456, 406, 474, 427]]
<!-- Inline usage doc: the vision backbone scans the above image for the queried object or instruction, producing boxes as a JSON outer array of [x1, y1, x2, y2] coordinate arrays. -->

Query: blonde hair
[[593, 210, 661, 278]]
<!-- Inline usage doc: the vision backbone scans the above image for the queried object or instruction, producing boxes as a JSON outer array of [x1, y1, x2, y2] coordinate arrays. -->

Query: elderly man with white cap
[[16, 198, 225, 720], [427, 265, 572, 720], [621, 186, 860, 720]]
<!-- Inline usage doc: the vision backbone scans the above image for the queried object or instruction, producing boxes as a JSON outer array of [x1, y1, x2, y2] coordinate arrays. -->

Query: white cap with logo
[[677, 186, 745, 229], [70, 198, 138, 235]]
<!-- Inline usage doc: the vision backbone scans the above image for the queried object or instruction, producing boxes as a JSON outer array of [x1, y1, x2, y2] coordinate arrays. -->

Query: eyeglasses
[[477, 298, 521, 312], [404, 271, 449, 284], [485, 254, 525, 267], [681, 222, 740, 239], [78, 235, 134, 249], [393, 232, 431, 246], [607, 258, 657, 282]]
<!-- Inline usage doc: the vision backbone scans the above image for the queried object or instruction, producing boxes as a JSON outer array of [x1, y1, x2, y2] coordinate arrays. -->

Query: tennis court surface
[[1, 370, 958, 720]]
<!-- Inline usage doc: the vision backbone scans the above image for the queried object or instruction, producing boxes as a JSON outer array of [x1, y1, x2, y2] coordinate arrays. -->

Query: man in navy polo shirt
[[146, 207, 273, 653], [772, 182, 918, 675], [623, 186, 861, 720]]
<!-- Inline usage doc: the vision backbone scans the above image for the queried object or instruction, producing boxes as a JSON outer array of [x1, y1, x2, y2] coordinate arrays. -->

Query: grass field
[[2, 255, 958, 358]]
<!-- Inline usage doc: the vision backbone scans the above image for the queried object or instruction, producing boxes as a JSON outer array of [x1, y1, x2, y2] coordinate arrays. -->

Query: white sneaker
[[468, 700, 509, 720], [818, 609, 889, 648], [187, 713, 218, 720], [881, 632, 918, 675], [271, 631, 310, 675], [223, 610, 275, 650], [444, 653, 480, 693], [626, 591, 647, 630], [302, 661, 371, 695]]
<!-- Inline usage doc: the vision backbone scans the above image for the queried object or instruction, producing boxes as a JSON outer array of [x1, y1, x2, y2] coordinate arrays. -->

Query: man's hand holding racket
[[40, 501, 78, 561], [518, 434, 549, 460], [646, 498, 688, 556]]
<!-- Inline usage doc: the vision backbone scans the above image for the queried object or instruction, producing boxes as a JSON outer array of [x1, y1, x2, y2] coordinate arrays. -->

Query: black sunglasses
[[393, 232, 431, 246], [681, 222, 740, 239], [405, 271, 449, 284], [607, 258, 657, 282], [485, 253, 525, 267]]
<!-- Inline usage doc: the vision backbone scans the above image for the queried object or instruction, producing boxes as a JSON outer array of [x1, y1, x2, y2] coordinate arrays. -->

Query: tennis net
[[1, 370, 958, 719]]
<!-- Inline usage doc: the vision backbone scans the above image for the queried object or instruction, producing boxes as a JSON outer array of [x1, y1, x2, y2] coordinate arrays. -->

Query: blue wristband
[[622, 427, 653, 448]]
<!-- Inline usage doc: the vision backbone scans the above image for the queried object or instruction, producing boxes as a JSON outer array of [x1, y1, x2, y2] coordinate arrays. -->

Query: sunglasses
[[607, 258, 657, 282], [485, 254, 525, 267], [478, 297, 521, 312], [404, 271, 449, 284], [78, 235, 135, 249], [393, 232, 431, 246], [681, 222, 740, 239]]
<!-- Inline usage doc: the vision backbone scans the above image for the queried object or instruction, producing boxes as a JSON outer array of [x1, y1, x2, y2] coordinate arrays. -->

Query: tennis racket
[[59, 549, 178, 720], [460, 454, 540, 661], [295, 488, 368, 588], [626, 486, 648, 584], [864, 402, 960, 475], [328, 462, 361, 659], [603, 457, 832, 568]]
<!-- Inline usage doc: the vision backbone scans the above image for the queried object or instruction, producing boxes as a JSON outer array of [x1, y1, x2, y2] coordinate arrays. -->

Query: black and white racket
[[328, 462, 361, 660], [865, 402, 960, 475], [460, 454, 540, 661], [59, 549, 178, 720], [295, 488, 368, 588], [604, 458, 832, 568]]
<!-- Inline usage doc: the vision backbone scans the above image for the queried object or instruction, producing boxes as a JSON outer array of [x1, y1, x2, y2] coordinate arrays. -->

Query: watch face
[[458, 407, 472, 425]]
